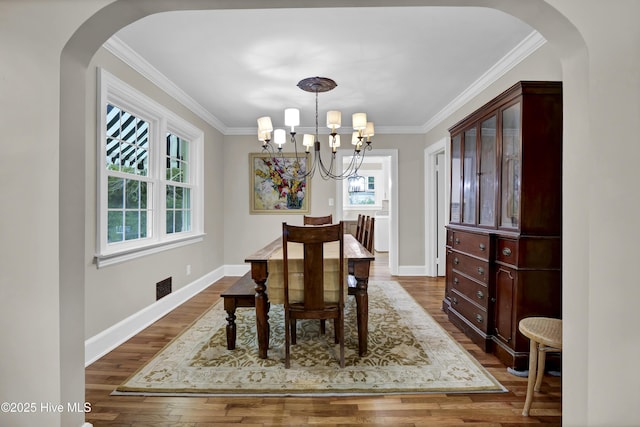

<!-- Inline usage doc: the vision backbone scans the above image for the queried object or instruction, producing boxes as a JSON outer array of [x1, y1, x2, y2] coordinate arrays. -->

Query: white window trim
[[95, 68, 204, 268]]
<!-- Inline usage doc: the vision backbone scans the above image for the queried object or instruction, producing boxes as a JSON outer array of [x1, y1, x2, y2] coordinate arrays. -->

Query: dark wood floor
[[85, 253, 561, 426]]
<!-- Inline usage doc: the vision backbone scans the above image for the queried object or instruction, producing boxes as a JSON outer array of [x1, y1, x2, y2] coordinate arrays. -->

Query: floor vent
[[156, 277, 172, 300]]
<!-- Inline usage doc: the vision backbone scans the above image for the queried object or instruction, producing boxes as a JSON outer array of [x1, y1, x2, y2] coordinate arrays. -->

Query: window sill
[[94, 233, 205, 268]]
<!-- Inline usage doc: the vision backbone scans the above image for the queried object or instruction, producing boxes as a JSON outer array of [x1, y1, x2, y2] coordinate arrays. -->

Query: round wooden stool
[[518, 317, 562, 416]]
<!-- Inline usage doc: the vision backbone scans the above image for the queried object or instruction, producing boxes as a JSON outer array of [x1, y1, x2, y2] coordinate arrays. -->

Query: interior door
[[436, 152, 446, 276]]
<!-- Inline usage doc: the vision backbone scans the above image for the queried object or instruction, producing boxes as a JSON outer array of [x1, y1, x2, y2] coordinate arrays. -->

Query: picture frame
[[249, 152, 311, 214]]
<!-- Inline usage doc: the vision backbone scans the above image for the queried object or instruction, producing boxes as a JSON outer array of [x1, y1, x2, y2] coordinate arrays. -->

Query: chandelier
[[256, 76, 374, 181]]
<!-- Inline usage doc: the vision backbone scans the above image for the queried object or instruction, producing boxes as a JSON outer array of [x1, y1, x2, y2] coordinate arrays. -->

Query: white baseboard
[[85, 262, 429, 365], [84, 266, 225, 366], [397, 265, 428, 276], [224, 264, 250, 277], [82, 423, 94, 427]]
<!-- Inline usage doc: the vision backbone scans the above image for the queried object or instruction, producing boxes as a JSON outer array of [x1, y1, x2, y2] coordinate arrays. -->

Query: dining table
[[245, 233, 375, 359]]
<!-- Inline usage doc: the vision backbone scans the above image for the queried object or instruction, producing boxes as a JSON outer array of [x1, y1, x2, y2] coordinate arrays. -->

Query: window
[[96, 69, 204, 267]]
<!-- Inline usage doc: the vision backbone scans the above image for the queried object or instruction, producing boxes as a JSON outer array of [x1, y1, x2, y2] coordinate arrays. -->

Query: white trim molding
[[424, 138, 447, 277], [422, 31, 546, 133], [84, 266, 225, 366]]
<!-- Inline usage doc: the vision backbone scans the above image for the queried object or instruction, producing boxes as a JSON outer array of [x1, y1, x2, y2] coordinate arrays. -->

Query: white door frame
[[336, 149, 399, 276], [424, 138, 447, 277]]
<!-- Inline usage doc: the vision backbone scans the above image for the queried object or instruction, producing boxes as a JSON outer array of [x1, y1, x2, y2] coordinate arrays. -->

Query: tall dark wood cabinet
[[443, 81, 562, 371]]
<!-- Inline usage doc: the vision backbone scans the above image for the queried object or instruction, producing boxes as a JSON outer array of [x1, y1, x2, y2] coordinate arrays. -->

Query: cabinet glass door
[[462, 128, 477, 225], [479, 116, 496, 226], [500, 103, 521, 228], [450, 134, 461, 223]]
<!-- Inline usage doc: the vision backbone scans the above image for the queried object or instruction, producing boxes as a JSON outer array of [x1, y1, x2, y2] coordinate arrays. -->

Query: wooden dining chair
[[282, 222, 346, 368], [303, 214, 333, 225], [355, 214, 365, 242], [348, 216, 374, 296], [362, 216, 375, 253]]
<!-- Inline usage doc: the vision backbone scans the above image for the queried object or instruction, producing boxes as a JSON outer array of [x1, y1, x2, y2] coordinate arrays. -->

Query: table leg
[[251, 263, 269, 359], [352, 260, 370, 357]]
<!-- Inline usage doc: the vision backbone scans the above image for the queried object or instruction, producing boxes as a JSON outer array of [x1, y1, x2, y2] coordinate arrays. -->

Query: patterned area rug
[[114, 281, 505, 396]]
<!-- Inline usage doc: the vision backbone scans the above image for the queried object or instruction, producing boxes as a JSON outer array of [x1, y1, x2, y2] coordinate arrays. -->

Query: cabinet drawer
[[450, 252, 490, 285], [496, 238, 518, 265], [450, 289, 489, 332], [451, 272, 489, 309], [450, 230, 490, 259]]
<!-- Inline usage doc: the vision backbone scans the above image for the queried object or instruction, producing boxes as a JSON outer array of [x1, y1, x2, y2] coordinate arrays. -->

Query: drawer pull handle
[[479, 243, 486, 251], [453, 257, 459, 265], [502, 247, 512, 256], [476, 314, 483, 323], [452, 297, 458, 305], [477, 267, 484, 275], [476, 290, 484, 299], [455, 238, 460, 244], [453, 277, 459, 284]]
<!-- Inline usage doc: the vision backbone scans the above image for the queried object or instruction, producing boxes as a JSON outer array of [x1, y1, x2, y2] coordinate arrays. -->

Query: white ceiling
[[110, 6, 538, 136]]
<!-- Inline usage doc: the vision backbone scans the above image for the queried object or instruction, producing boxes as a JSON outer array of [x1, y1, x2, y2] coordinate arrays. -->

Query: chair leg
[[333, 318, 339, 344], [320, 319, 326, 335], [534, 347, 547, 392], [284, 312, 291, 369], [290, 319, 297, 345], [522, 339, 539, 416], [338, 315, 345, 368]]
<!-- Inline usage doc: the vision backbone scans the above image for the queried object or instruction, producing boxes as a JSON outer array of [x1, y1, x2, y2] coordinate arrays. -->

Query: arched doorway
[[60, 2, 586, 425]]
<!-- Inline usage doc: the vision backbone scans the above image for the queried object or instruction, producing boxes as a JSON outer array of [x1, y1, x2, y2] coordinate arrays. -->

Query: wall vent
[[156, 277, 172, 300]]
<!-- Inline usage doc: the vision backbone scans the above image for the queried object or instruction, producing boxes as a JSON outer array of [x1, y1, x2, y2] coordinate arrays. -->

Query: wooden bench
[[220, 272, 256, 350]]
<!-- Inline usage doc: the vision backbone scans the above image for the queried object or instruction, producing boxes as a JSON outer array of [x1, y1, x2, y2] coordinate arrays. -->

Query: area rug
[[114, 280, 505, 396]]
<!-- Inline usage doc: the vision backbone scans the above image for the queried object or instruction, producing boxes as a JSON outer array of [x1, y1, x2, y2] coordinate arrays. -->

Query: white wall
[[1, 1, 639, 426], [223, 133, 426, 268], [83, 48, 226, 338]]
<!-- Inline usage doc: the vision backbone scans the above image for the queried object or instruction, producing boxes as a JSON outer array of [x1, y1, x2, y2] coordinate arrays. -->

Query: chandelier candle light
[[257, 76, 374, 181]]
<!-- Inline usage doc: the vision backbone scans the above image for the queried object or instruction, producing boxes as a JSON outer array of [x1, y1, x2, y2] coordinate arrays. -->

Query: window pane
[[182, 210, 191, 232], [137, 144, 148, 176], [107, 177, 124, 209], [166, 185, 175, 209], [166, 210, 174, 234], [105, 104, 150, 178], [125, 179, 140, 209], [106, 138, 119, 170], [174, 210, 183, 233], [106, 104, 121, 139], [166, 132, 189, 183], [182, 187, 191, 209], [139, 181, 147, 209], [107, 211, 123, 243], [175, 186, 183, 208], [124, 211, 140, 240], [139, 211, 148, 238]]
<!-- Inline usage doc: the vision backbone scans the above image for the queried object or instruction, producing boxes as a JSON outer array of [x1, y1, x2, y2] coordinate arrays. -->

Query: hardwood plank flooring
[[85, 253, 561, 426]]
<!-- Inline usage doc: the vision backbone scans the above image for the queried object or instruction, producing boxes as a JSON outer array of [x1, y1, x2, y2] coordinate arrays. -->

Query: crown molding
[[104, 31, 544, 137], [103, 37, 228, 134], [421, 31, 546, 133]]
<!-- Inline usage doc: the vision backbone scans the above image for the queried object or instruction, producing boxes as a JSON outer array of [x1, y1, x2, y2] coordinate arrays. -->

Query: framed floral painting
[[249, 153, 311, 214]]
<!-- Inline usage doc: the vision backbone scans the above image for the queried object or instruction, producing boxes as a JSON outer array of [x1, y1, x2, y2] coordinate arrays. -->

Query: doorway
[[425, 138, 447, 277], [335, 149, 398, 275]]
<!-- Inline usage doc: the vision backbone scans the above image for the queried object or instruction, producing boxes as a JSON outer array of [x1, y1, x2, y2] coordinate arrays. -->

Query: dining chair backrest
[[303, 214, 333, 225], [355, 214, 365, 242], [362, 216, 375, 253], [281, 221, 345, 368]]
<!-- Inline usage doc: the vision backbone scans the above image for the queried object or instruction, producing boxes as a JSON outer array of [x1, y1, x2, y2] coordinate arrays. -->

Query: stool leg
[[224, 308, 237, 350], [522, 339, 539, 416], [534, 347, 547, 392]]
